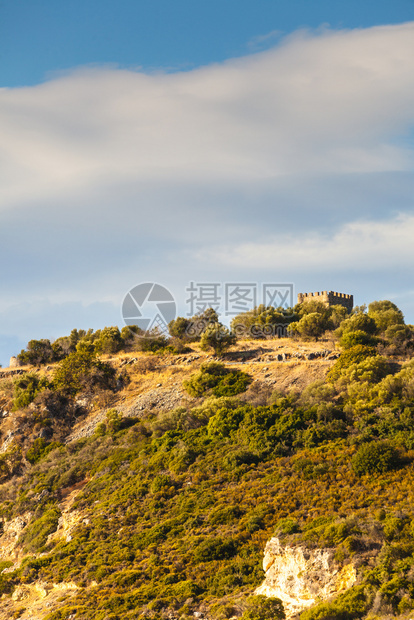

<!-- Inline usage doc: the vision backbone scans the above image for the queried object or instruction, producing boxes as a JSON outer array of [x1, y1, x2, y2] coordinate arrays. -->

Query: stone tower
[[297, 291, 353, 312]]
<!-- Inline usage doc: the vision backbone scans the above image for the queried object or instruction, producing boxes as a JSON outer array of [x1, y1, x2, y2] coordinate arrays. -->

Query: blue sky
[[2, 0, 414, 86], [1, 1, 414, 365]]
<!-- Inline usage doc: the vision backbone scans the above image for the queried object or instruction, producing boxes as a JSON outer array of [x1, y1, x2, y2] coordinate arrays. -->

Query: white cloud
[[0, 22, 413, 213], [192, 213, 414, 273]]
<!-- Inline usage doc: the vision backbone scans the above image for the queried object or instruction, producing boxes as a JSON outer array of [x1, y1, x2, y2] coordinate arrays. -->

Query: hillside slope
[[0, 336, 413, 620]]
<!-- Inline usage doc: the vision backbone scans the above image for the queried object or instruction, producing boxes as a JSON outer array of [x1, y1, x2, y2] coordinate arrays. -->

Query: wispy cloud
[[247, 29, 283, 51], [193, 213, 414, 272]]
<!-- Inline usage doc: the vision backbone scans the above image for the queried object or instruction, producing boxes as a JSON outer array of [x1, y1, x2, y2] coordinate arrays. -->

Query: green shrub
[[330, 304, 349, 328], [200, 322, 236, 355], [136, 332, 170, 352], [241, 595, 285, 620], [240, 505, 271, 533], [337, 356, 391, 397], [0, 568, 18, 595], [293, 457, 330, 479], [336, 312, 378, 338], [150, 473, 174, 493], [302, 516, 361, 548], [210, 601, 238, 620], [327, 345, 378, 382], [384, 324, 413, 346], [53, 350, 115, 396], [17, 339, 63, 366], [26, 438, 62, 464], [93, 327, 123, 354], [0, 446, 23, 483], [173, 307, 219, 340], [168, 316, 192, 339], [230, 304, 295, 339], [296, 300, 331, 320], [20, 506, 61, 552], [212, 371, 252, 396], [222, 449, 258, 469], [13, 372, 50, 410], [0, 560, 13, 572], [383, 516, 405, 541], [300, 586, 368, 620], [289, 312, 329, 341], [352, 440, 404, 476], [368, 300, 405, 333], [275, 518, 300, 535], [95, 409, 130, 436], [170, 579, 202, 598], [207, 404, 247, 438], [208, 505, 242, 525], [340, 330, 378, 349], [183, 362, 251, 398], [120, 324, 144, 349], [194, 537, 236, 562]]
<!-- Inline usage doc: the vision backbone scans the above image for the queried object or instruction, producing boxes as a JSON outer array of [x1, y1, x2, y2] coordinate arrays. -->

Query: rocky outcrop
[[255, 537, 356, 618], [11, 581, 78, 602], [0, 368, 25, 379], [0, 581, 79, 620], [0, 511, 32, 562], [47, 509, 83, 545], [67, 384, 186, 442]]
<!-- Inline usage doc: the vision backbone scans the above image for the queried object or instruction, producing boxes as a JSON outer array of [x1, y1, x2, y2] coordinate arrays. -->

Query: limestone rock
[[47, 509, 82, 546], [0, 512, 32, 561], [12, 582, 50, 601], [255, 537, 356, 618]]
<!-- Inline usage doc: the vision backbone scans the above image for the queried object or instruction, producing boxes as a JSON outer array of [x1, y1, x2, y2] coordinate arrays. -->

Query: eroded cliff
[[255, 537, 356, 617]]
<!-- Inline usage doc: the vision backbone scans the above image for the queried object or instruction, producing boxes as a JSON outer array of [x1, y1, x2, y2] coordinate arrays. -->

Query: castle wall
[[297, 291, 353, 312]]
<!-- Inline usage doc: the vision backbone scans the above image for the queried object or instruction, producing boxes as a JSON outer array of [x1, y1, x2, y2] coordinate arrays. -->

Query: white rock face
[[0, 512, 32, 562], [255, 537, 356, 618], [47, 509, 82, 545]]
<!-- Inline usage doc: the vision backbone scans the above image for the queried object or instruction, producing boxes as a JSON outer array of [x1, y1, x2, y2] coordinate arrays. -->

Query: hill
[[1, 312, 414, 620]]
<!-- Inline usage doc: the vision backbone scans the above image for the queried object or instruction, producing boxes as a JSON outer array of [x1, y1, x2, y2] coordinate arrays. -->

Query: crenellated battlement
[[297, 291, 353, 312]]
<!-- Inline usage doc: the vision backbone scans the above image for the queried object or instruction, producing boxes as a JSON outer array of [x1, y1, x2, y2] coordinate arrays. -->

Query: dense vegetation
[[1, 299, 414, 619]]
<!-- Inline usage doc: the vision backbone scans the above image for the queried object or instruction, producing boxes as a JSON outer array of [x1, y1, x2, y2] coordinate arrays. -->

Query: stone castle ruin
[[297, 291, 353, 312]]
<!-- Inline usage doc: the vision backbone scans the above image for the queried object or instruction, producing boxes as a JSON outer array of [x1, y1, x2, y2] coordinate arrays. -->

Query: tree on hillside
[[17, 339, 63, 366], [168, 316, 192, 339], [330, 304, 349, 328], [335, 311, 377, 338], [93, 327, 123, 354], [53, 349, 115, 396], [200, 322, 236, 356], [295, 299, 331, 320], [230, 304, 296, 339], [289, 312, 328, 341], [368, 300, 405, 333], [169, 308, 219, 340]]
